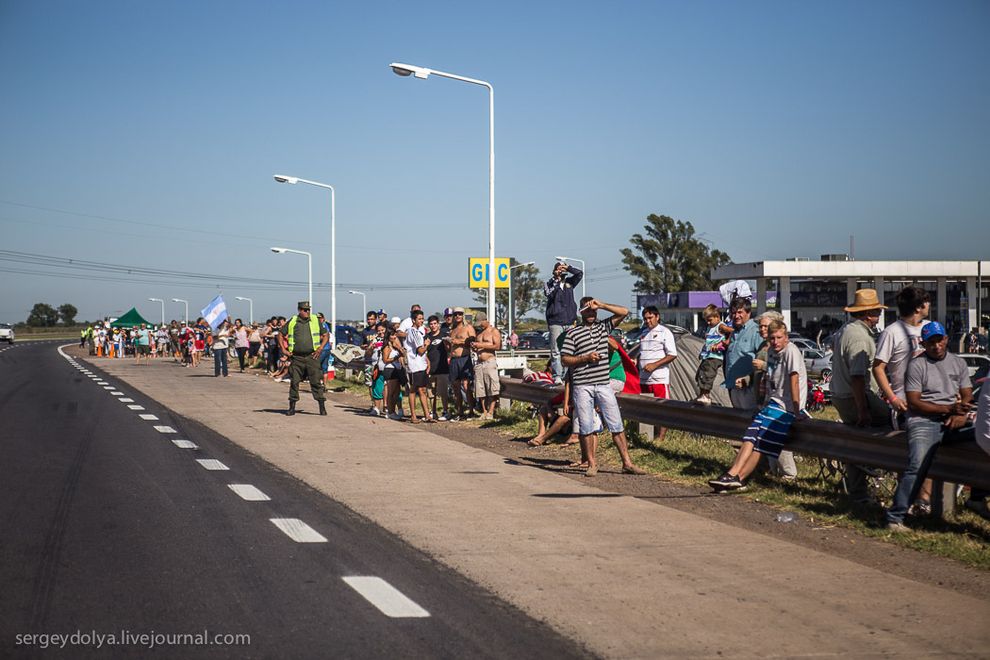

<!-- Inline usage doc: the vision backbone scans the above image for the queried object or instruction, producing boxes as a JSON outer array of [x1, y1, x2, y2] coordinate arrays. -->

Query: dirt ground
[[332, 387, 990, 601]]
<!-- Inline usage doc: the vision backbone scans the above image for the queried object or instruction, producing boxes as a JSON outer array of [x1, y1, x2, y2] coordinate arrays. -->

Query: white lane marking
[[110, 391, 124, 396], [270, 518, 327, 543], [172, 439, 199, 449], [103, 386, 115, 390], [128, 404, 145, 410], [139, 414, 159, 420], [119, 398, 134, 403], [95, 381, 108, 385], [153, 425, 176, 433], [196, 459, 228, 471], [228, 484, 271, 501], [342, 577, 431, 618]]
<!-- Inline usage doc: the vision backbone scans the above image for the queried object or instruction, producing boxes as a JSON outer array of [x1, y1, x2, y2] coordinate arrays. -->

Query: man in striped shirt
[[561, 297, 646, 477]]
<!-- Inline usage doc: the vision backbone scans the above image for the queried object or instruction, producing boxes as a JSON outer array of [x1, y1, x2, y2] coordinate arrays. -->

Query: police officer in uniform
[[278, 301, 329, 416]]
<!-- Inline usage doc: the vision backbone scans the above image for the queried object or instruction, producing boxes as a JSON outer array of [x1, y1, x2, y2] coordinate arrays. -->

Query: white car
[[958, 353, 990, 380], [0, 323, 14, 343], [803, 348, 832, 379]]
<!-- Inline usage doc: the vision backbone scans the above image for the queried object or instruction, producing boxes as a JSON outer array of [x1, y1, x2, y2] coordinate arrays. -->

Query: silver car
[[803, 347, 832, 380]]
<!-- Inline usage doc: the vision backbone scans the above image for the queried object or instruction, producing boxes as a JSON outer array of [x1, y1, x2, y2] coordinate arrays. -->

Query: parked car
[[0, 323, 13, 343], [789, 336, 819, 352], [518, 331, 550, 350], [958, 353, 990, 381], [803, 348, 833, 380]]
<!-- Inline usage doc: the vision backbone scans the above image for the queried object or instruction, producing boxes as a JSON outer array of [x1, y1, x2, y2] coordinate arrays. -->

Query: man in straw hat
[[830, 288, 890, 503]]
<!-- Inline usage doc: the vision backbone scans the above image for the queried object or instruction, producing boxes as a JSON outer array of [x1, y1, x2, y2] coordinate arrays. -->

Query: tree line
[[24, 303, 79, 327]]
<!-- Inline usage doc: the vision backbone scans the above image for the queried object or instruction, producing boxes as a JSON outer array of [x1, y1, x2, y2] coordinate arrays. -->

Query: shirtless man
[[473, 312, 503, 420], [447, 307, 476, 419]]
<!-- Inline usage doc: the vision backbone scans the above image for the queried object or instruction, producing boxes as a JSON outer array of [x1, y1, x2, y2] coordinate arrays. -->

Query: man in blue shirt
[[724, 298, 762, 410]]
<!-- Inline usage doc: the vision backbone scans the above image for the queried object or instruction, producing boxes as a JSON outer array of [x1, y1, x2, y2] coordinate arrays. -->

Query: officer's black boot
[[287, 400, 296, 416], [319, 401, 327, 416]]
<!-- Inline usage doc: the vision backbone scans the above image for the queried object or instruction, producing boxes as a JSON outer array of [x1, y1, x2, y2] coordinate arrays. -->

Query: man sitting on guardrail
[[886, 322, 974, 532], [561, 297, 645, 477], [709, 320, 809, 492]]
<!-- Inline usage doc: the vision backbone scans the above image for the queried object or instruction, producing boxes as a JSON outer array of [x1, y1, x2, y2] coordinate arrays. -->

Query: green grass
[[482, 402, 990, 569]]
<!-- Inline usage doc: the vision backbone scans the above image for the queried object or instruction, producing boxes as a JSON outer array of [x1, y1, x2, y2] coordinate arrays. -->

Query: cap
[[475, 312, 488, 323], [921, 321, 946, 342], [390, 316, 401, 324], [443, 307, 453, 316], [452, 307, 465, 314], [298, 300, 311, 310]]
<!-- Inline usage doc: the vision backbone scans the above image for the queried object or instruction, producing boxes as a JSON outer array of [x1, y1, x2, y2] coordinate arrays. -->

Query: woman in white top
[[212, 321, 231, 377]]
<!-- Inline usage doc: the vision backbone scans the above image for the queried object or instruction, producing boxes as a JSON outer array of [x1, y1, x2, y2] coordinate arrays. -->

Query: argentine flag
[[201, 294, 228, 330]]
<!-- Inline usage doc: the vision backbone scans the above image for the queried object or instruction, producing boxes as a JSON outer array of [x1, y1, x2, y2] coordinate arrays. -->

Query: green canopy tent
[[109, 307, 152, 328]]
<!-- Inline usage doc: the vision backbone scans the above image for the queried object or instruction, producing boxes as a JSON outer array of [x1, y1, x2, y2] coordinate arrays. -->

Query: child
[[695, 304, 733, 405], [525, 360, 571, 446]]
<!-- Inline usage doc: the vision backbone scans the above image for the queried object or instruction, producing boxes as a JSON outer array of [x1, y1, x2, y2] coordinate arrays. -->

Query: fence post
[[931, 480, 957, 520]]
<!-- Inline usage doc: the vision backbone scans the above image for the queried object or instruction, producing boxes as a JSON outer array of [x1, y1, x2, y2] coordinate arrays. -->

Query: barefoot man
[[448, 307, 476, 419], [561, 297, 646, 477], [472, 312, 502, 420]]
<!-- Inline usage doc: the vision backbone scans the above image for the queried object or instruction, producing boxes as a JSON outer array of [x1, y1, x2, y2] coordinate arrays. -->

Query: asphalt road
[[0, 341, 588, 659]]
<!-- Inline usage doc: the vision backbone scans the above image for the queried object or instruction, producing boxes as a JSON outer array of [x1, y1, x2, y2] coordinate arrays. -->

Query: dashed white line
[[95, 381, 108, 385], [196, 459, 228, 471], [103, 386, 115, 390], [153, 425, 176, 433], [110, 392, 124, 396], [342, 577, 430, 618], [139, 414, 159, 420], [171, 439, 199, 449], [270, 518, 327, 543], [127, 404, 145, 410], [228, 484, 271, 501], [119, 398, 134, 403]]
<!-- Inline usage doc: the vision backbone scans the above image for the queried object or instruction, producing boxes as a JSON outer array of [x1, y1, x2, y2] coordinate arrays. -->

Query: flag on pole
[[201, 294, 228, 330]]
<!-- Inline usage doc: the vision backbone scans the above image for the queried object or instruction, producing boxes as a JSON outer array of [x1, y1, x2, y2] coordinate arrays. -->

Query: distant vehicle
[[958, 353, 990, 381], [0, 323, 13, 343], [789, 335, 819, 352], [803, 348, 832, 380], [518, 331, 550, 350], [335, 324, 362, 347]]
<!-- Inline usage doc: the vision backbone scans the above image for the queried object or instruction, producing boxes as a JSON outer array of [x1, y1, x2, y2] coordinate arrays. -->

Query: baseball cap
[[443, 307, 453, 316], [452, 307, 465, 314], [390, 316, 401, 324], [921, 321, 946, 342]]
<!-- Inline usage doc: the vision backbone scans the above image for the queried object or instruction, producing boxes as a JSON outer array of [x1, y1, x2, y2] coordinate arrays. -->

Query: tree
[[473, 261, 543, 328], [620, 214, 731, 294], [26, 303, 60, 327], [58, 303, 78, 325]]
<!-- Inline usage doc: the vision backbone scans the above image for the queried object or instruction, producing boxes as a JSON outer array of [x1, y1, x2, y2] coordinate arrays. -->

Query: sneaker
[[886, 521, 911, 533], [436, 414, 448, 422], [388, 413, 403, 421], [709, 472, 746, 492], [964, 498, 990, 521], [695, 394, 712, 406]]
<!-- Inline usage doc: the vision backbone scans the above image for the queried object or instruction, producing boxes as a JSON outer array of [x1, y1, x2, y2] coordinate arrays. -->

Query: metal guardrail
[[499, 378, 990, 491]]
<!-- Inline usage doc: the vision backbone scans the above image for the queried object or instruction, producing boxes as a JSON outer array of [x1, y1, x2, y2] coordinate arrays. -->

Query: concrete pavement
[[76, 348, 990, 658]]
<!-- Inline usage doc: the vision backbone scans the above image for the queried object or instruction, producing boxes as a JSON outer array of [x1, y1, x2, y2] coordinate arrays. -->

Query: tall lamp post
[[271, 247, 312, 311], [507, 261, 535, 353], [390, 61, 496, 324], [171, 298, 188, 325], [348, 290, 366, 322], [273, 174, 336, 348], [554, 255, 586, 301], [234, 296, 253, 325], [148, 298, 165, 325]]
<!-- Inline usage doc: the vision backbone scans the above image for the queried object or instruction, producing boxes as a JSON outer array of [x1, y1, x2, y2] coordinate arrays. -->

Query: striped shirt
[[561, 318, 615, 386]]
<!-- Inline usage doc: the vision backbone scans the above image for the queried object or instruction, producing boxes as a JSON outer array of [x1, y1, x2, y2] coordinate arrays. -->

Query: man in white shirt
[[402, 310, 431, 422], [637, 305, 678, 441]]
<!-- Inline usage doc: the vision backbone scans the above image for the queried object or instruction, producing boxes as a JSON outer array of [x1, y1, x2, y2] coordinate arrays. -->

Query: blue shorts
[[743, 403, 795, 459], [572, 383, 624, 435], [449, 355, 472, 382]]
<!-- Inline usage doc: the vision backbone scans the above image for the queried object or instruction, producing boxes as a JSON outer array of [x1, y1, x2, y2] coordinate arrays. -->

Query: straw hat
[[844, 288, 887, 313]]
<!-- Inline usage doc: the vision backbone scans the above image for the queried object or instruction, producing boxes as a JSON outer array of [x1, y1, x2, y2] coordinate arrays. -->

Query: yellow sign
[[468, 257, 511, 289]]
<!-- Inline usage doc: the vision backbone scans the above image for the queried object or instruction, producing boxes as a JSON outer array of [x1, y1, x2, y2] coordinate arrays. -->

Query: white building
[[713, 258, 988, 338]]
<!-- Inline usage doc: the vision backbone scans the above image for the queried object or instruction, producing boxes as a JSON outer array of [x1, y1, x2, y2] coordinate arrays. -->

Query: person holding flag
[[278, 301, 329, 416]]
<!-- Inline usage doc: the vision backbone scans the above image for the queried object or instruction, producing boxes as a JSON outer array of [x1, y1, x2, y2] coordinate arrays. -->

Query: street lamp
[[148, 298, 165, 325], [234, 296, 253, 325], [171, 298, 188, 325], [273, 174, 336, 348], [390, 61, 496, 324], [554, 255, 586, 301], [348, 290, 366, 322], [271, 247, 312, 310], [508, 261, 535, 353]]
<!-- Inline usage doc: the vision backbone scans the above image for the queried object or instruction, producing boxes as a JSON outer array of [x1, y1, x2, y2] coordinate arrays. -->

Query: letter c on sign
[[471, 263, 484, 282], [498, 263, 508, 282]]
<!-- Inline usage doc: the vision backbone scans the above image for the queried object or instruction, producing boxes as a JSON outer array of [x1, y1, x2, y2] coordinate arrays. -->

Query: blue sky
[[1, 0, 987, 324]]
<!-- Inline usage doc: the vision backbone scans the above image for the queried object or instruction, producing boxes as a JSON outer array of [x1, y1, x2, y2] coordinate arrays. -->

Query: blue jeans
[[887, 417, 974, 524], [548, 324, 566, 379], [320, 348, 333, 374], [214, 348, 228, 376]]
